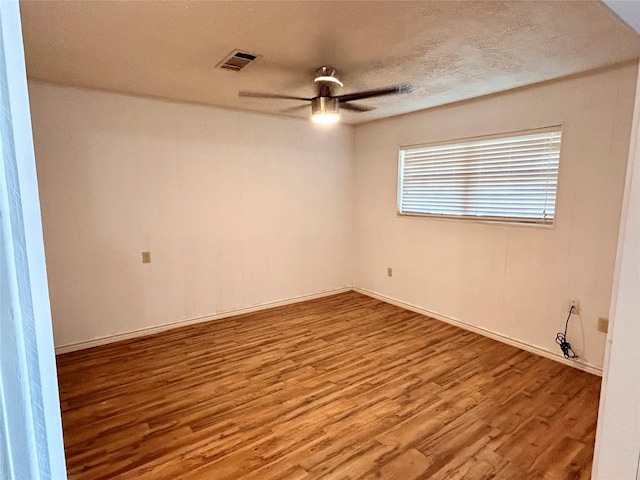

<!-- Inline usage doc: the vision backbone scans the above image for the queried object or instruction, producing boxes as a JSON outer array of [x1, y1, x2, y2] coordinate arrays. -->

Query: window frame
[[397, 126, 564, 227]]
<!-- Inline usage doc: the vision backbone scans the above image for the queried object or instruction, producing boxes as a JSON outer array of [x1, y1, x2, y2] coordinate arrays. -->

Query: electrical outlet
[[387, 267, 393, 277], [568, 299, 580, 314], [142, 251, 151, 264], [598, 317, 609, 333]]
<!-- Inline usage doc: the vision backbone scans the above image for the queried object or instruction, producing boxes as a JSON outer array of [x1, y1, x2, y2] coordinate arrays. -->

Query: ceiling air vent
[[217, 50, 258, 72]]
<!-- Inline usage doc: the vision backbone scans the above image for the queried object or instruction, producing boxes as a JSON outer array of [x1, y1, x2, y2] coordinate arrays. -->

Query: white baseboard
[[55, 287, 352, 355], [352, 286, 603, 377]]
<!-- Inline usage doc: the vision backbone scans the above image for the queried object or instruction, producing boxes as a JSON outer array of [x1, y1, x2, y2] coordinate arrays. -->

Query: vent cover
[[217, 50, 258, 72]]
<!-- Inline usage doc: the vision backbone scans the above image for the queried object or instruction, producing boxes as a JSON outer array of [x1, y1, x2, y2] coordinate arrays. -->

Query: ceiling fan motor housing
[[311, 96, 339, 115]]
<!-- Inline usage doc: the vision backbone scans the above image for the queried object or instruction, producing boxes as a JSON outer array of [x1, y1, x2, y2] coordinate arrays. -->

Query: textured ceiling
[[19, 1, 640, 124]]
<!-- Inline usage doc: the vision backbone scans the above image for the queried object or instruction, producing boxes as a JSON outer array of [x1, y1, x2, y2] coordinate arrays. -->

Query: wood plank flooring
[[56, 291, 601, 479]]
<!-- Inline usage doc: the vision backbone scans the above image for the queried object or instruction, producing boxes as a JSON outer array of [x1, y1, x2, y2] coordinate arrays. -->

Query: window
[[398, 127, 562, 225]]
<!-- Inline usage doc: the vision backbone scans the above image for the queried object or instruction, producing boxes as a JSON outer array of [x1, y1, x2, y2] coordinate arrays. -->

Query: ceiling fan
[[238, 67, 412, 124]]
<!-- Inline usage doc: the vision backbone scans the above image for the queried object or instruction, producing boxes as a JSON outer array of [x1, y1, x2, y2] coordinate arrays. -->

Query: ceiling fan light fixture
[[312, 111, 340, 125], [311, 97, 340, 125]]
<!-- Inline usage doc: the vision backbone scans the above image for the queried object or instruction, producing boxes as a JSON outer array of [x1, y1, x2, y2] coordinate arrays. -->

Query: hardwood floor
[[56, 291, 601, 479]]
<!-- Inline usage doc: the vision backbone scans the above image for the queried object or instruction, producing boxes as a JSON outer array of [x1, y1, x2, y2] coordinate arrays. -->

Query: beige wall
[[28, 82, 354, 348], [352, 63, 637, 371]]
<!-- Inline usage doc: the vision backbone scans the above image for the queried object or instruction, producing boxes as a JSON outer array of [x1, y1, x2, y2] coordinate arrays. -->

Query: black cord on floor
[[556, 305, 577, 359]]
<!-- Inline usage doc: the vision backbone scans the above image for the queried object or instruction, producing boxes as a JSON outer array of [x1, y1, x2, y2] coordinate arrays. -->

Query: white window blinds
[[398, 128, 562, 225]]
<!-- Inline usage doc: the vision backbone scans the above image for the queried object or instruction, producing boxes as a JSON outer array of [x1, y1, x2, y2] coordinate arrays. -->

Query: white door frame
[[0, 1, 66, 478], [594, 4, 640, 478]]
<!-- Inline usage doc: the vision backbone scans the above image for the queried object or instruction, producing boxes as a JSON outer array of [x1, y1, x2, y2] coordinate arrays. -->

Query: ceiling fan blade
[[239, 91, 313, 101], [280, 104, 309, 114], [340, 102, 375, 112], [335, 83, 413, 103]]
